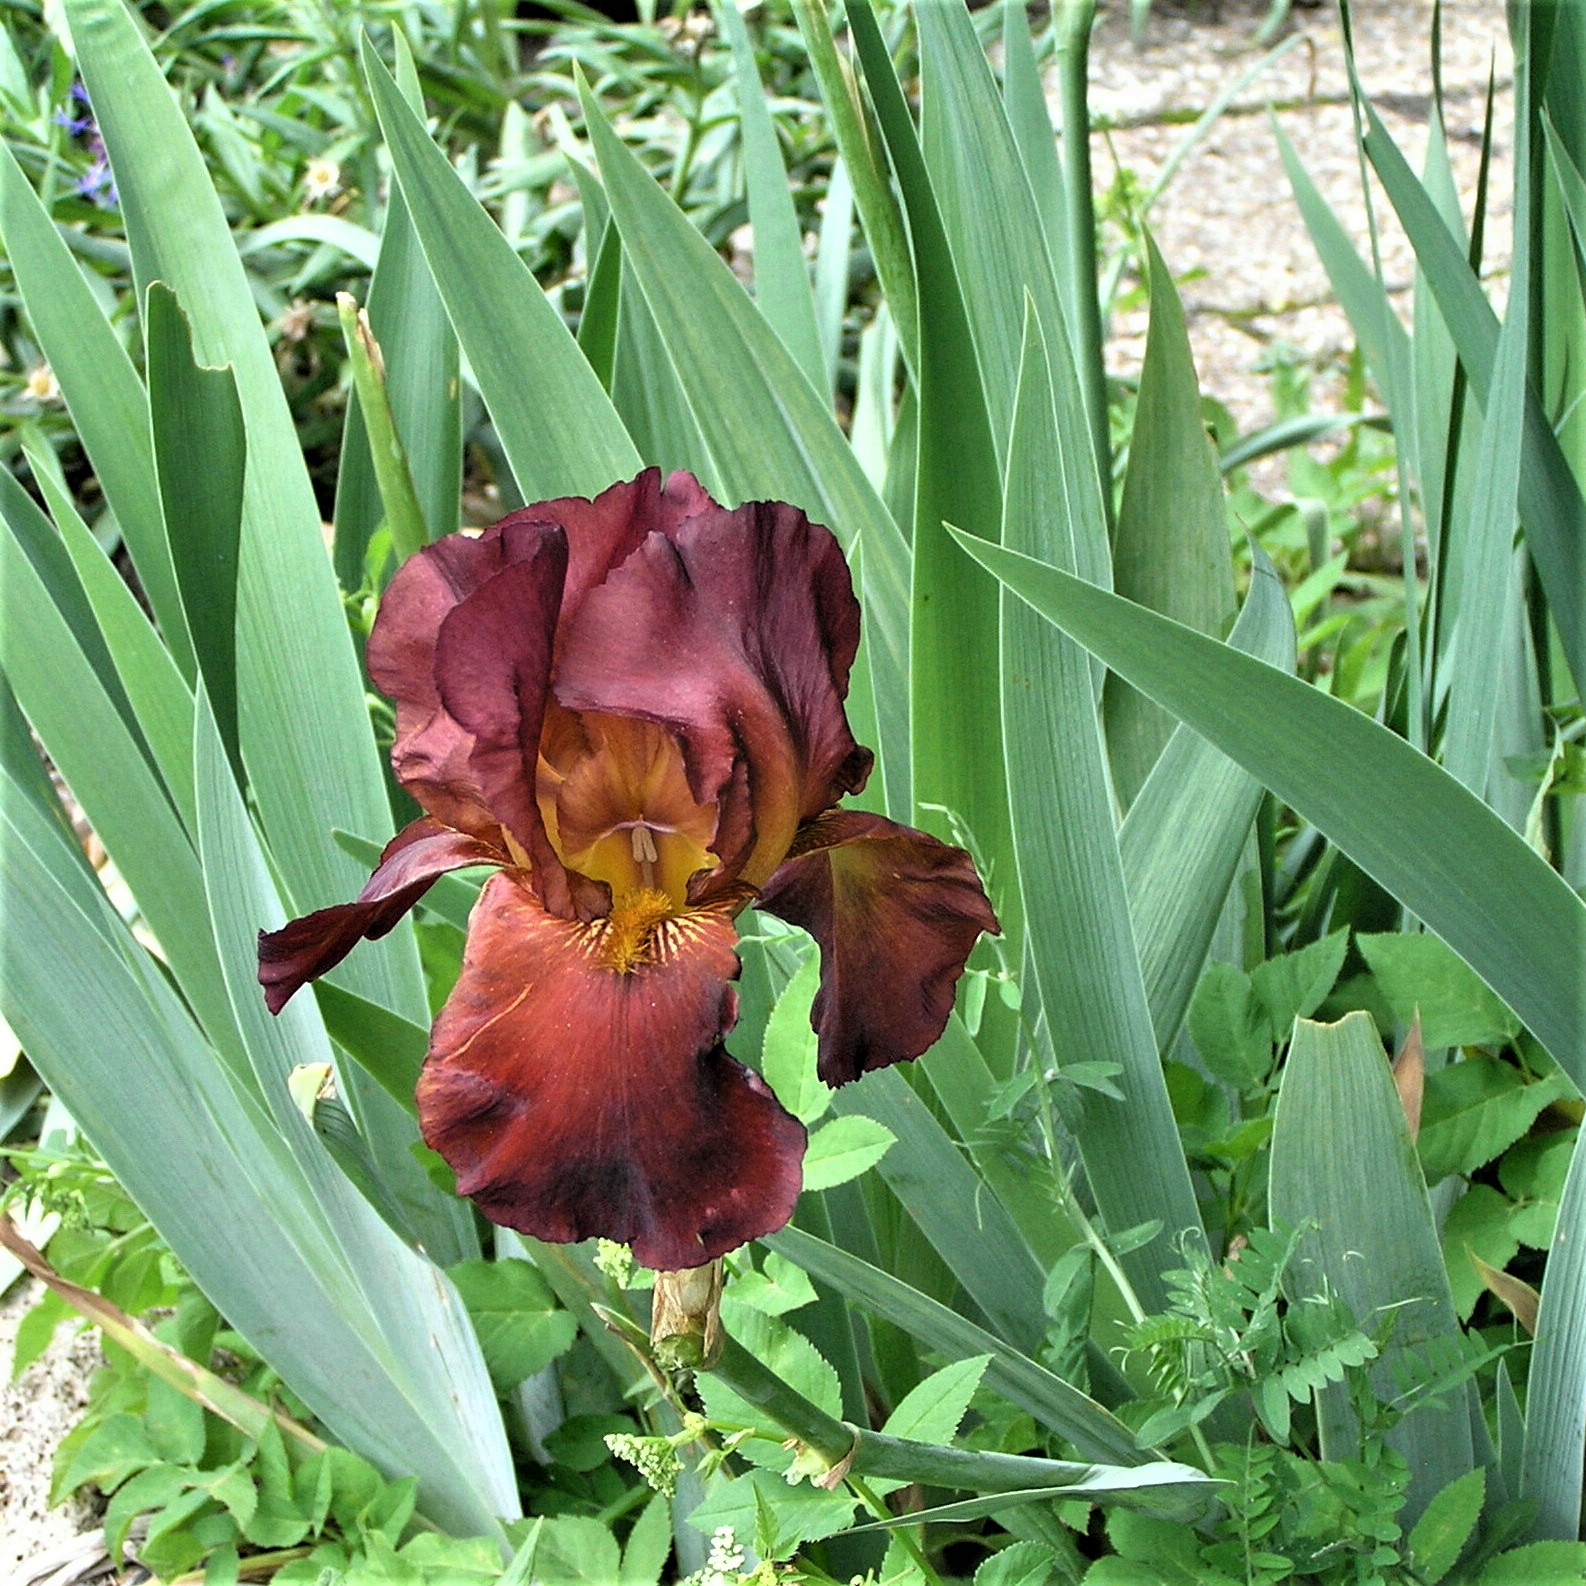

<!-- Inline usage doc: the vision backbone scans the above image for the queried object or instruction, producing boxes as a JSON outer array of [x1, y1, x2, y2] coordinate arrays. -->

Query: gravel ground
[[1093, 0, 1513, 433], [0, 2, 1517, 1580]]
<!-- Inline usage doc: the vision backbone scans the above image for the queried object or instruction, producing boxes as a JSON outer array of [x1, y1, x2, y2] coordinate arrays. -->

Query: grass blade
[[1270, 1013, 1474, 1520], [1002, 313, 1205, 1311], [363, 39, 638, 502], [953, 532, 1586, 1088], [1521, 1127, 1586, 1539]]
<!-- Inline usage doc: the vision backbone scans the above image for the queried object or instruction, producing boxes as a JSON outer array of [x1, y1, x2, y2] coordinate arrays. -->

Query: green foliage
[[3, 1, 1583, 1581]]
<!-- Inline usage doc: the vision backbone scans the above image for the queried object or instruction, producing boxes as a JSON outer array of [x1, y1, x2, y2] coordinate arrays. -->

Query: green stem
[[709, 1336, 1213, 1517], [336, 292, 430, 571], [1051, 0, 1112, 535], [790, 0, 920, 379], [850, 1474, 946, 1586]]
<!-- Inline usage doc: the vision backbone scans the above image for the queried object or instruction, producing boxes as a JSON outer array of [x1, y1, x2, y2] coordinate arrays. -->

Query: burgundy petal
[[368, 518, 567, 844], [503, 468, 716, 639], [757, 810, 999, 1086], [555, 500, 872, 890], [430, 534, 585, 915], [417, 872, 806, 1269], [258, 818, 505, 1014]]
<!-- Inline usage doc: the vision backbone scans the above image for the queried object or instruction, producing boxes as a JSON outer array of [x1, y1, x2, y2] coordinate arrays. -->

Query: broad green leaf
[[1271, 1013, 1473, 1519], [362, 41, 638, 503], [701, 1305, 842, 1475], [849, 1, 1008, 889], [618, 1495, 672, 1586], [0, 140, 191, 676], [1521, 1126, 1586, 1539], [1358, 933, 1521, 1049], [1104, 234, 1235, 807], [576, 75, 912, 815], [762, 1226, 1143, 1467], [1408, 1467, 1484, 1585], [686, 1466, 856, 1558], [1248, 928, 1349, 1041], [446, 1260, 578, 1393], [717, 0, 825, 390], [1186, 963, 1271, 1092], [525, 1516, 622, 1586], [1000, 313, 1203, 1313], [1440, 1184, 1521, 1321], [65, 0, 427, 1030], [879, 1354, 989, 1447], [1119, 542, 1295, 1049], [146, 284, 244, 781], [951, 532, 1586, 1091], [801, 1115, 896, 1192], [1417, 1056, 1566, 1185]]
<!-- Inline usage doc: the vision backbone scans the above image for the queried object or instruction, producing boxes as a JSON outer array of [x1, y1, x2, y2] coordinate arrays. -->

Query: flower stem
[[708, 1334, 1215, 1519], [335, 292, 430, 572]]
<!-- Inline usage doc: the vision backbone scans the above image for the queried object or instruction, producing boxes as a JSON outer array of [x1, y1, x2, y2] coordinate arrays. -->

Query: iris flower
[[260, 471, 997, 1270]]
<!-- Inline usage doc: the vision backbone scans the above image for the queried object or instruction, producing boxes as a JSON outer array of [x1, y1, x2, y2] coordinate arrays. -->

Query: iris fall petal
[[258, 818, 504, 1014], [758, 810, 1000, 1086], [417, 872, 806, 1270]]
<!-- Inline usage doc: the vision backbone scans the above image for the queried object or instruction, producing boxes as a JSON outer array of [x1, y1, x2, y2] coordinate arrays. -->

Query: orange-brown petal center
[[538, 711, 717, 906]]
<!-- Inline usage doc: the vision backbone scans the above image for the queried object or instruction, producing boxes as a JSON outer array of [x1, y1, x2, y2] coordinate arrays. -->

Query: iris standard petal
[[555, 499, 872, 890], [757, 810, 999, 1086], [367, 518, 569, 845], [430, 532, 592, 916], [257, 818, 505, 1014], [417, 872, 806, 1270]]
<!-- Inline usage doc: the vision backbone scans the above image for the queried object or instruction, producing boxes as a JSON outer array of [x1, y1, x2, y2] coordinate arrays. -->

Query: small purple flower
[[52, 108, 91, 136]]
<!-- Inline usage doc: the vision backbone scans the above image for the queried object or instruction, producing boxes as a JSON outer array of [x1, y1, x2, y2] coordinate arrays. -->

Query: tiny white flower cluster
[[676, 1524, 747, 1586], [603, 1431, 683, 1499]]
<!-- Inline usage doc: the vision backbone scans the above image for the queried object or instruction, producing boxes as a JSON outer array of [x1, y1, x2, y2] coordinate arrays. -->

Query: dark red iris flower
[[259, 471, 997, 1270]]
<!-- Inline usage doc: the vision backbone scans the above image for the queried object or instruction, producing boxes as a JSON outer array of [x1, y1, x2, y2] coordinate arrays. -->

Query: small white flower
[[303, 156, 341, 203], [24, 364, 60, 404]]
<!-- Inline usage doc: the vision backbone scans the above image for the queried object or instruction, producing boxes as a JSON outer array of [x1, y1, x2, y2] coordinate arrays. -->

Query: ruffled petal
[[506, 468, 715, 635], [417, 872, 806, 1269], [430, 534, 586, 915], [555, 499, 872, 890], [367, 517, 560, 842], [757, 811, 999, 1086], [258, 818, 505, 1014]]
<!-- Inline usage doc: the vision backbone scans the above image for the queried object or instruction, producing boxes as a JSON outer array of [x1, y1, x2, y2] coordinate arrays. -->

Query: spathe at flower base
[[260, 470, 997, 1270]]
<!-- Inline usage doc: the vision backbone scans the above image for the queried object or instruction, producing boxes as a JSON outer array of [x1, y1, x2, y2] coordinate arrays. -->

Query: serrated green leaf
[[802, 1115, 896, 1192], [760, 952, 828, 1125], [1409, 1466, 1484, 1585], [1187, 962, 1271, 1091], [1249, 929, 1349, 1041], [880, 1354, 989, 1449], [687, 1465, 857, 1559], [446, 1259, 578, 1394], [1418, 1057, 1569, 1185], [1358, 932, 1522, 1049]]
